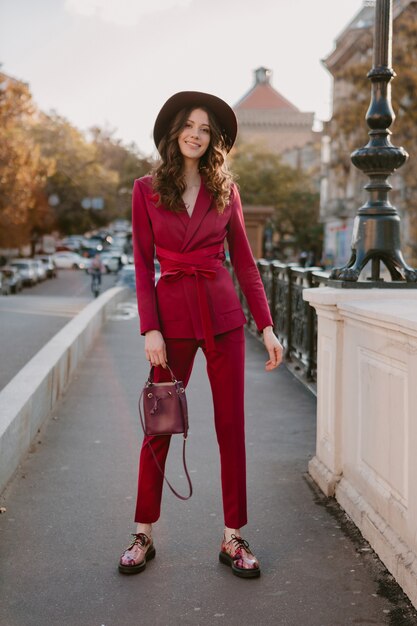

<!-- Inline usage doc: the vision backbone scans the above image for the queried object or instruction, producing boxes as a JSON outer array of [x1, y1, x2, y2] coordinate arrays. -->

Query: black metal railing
[[227, 259, 328, 385]]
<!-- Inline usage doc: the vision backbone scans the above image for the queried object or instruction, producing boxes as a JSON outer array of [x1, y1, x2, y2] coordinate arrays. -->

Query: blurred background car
[[80, 234, 112, 258], [111, 234, 128, 252], [0, 270, 11, 295], [116, 260, 159, 291], [33, 259, 47, 282], [53, 251, 88, 269], [99, 253, 120, 273], [35, 255, 57, 278], [111, 219, 131, 234], [58, 235, 86, 252], [100, 251, 128, 273], [1, 266, 23, 293], [9, 259, 38, 286], [115, 264, 136, 290], [154, 260, 161, 283]]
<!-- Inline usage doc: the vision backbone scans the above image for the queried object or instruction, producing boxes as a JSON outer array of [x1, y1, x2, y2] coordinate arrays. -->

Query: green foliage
[[231, 144, 321, 257], [31, 112, 107, 234], [89, 126, 153, 220]]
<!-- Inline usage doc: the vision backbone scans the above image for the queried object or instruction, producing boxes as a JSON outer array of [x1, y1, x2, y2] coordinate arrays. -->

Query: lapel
[[181, 180, 213, 251], [175, 209, 189, 230]]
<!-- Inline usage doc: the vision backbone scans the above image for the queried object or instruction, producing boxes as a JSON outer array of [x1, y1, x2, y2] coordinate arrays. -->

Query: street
[[0, 269, 121, 391]]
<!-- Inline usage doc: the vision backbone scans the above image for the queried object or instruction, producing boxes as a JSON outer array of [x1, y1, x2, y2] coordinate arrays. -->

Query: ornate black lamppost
[[329, 0, 417, 287]]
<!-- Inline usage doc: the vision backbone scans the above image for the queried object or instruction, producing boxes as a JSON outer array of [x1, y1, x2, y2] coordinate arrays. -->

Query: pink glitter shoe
[[219, 534, 260, 578], [118, 532, 155, 575]]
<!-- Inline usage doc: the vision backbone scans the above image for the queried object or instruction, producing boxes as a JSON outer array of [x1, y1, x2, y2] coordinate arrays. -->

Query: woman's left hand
[[263, 326, 283, 371]]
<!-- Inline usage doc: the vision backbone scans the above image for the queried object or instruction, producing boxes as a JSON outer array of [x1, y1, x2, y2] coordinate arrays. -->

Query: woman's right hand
[[145, 330, 167, 368]]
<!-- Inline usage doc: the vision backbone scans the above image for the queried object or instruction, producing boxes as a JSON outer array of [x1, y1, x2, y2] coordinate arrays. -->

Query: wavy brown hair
[[152, 106, 234, 214]]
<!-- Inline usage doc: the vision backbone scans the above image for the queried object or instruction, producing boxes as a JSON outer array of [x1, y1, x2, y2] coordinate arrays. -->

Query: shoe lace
[[127, 532, 148, 550], [230, 534, 251, 554]]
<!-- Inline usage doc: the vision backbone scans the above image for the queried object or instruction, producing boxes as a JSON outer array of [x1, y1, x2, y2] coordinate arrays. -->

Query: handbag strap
[[146, 364, 177, 385], [138, 387, 193, 501]]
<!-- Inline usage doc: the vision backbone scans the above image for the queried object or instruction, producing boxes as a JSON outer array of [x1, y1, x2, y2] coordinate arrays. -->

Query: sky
[[0, 0, 366, 157]]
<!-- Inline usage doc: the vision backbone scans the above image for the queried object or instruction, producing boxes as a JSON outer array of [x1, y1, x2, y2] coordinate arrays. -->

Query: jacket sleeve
[[226, 184, 274, 332], [131, 178, 161, 335]]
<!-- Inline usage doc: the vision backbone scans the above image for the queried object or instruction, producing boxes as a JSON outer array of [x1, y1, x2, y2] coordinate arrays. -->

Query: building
[[234, 67, 316, 156], [233, 68, 321, 257], [320, 0, 417, 268]]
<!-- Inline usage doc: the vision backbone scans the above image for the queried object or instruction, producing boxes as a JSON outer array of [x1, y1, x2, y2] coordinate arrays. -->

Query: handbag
[[138, 364, 192, 500]]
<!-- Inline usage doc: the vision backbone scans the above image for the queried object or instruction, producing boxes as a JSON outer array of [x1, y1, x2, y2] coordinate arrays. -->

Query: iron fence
[[227, 259, 328, 385]]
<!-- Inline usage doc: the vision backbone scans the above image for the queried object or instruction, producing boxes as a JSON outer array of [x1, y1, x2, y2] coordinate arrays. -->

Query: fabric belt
[[156, 243, 225, 352]]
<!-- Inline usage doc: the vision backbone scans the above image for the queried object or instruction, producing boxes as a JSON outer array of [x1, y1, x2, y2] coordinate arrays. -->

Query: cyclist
[[90, 253, 104, 296]]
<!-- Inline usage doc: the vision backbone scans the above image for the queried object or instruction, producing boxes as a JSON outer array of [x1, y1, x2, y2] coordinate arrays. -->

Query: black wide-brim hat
[[153, 91, 238, 153]]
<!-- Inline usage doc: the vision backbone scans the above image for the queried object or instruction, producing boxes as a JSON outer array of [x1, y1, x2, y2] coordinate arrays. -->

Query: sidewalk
[[1, 300, 416, 626]]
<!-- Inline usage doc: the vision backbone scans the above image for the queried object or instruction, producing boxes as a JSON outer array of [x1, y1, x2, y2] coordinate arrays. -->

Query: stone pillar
[[242, 205, 274, 258]]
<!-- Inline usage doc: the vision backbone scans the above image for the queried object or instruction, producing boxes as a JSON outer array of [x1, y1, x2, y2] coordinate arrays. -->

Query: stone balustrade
[[304, 287, 417, 610]]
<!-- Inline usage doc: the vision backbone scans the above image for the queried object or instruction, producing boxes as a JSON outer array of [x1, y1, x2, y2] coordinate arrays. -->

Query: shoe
[[118, 532, 156, 575], [219, 533, 260, 578]]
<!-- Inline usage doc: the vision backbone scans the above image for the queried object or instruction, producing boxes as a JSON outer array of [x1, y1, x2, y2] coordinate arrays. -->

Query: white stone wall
[[304, 287, 417, 609], [0, 287, 129, 494]]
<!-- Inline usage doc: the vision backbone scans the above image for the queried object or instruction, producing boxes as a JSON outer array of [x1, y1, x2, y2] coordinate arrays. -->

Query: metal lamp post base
[[330, 213, 417, 286], [329, 0, 417, 288]]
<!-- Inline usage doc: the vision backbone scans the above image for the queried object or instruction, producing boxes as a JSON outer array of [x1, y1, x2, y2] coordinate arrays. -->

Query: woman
[[119, 91, 283, 579]]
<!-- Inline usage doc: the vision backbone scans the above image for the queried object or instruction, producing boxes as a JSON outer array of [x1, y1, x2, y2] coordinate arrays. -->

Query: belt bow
[[156, 244, 225, 351]]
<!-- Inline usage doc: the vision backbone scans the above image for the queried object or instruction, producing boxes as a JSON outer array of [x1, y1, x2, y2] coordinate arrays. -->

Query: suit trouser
[[134, 326, 247, 529]]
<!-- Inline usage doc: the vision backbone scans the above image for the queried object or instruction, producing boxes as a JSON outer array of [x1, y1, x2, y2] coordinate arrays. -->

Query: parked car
[[32, 259, 47, 282], [59, 235, 86, 252], [100, 251, 128, 273], [35, 255, 57, 278], [1, 266, 23, 293], [111, 219, 131, 233], [99, 253, 120, 273], [116, 260, 159, 290], [81, 237, 107, 254], [111, 235, 128, 252], [116, 264, 136, 290], [9, 259, 38, 286], [53, 251, 88, 269], [0, 270, 11, 295]]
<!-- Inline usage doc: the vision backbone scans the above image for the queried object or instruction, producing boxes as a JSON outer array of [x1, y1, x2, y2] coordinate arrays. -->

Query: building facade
[[234, 67, 317, 156], [233, 67, 321, 257], [320, 0, 416, 269]]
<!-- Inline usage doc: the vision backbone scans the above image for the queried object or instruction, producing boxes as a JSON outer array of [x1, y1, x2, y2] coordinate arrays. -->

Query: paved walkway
[[1, 301, 416, 626]]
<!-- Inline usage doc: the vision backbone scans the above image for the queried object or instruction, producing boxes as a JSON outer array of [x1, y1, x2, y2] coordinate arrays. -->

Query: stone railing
[[227, 259, 328, 385], [304, 287, 417, 610]]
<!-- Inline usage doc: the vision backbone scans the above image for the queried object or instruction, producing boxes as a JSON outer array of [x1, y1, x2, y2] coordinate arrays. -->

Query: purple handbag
[[139, 364, 192, 500]]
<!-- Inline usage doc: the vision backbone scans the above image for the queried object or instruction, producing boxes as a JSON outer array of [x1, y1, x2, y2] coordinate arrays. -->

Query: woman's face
[[177, 108, 211, 161]]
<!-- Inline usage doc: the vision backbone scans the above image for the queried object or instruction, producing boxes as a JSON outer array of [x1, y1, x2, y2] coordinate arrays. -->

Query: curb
[[0, 286, 130, 494]]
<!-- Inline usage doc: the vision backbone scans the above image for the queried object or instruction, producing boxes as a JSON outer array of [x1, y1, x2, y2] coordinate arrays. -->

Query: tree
[[31, 116, 155, 234], [0, 72, 55, 248], [231, 144, 321, 259], [89, 126, 154, 219], [0, 72, 155, 246], [31, 112, 120, 235]]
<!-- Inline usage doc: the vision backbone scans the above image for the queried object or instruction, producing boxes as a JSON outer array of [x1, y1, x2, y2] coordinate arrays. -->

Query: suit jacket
[[132, 175, 273, 339]]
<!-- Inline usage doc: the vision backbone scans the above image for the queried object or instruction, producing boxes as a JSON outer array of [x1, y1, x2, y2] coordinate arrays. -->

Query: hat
[[153, 91, 238, 153]]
